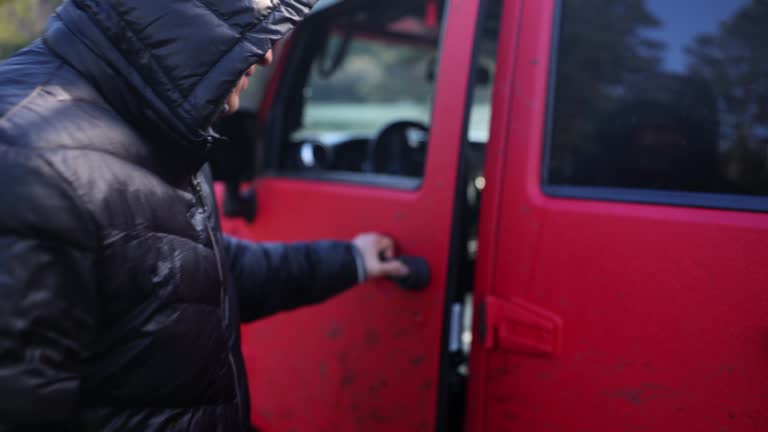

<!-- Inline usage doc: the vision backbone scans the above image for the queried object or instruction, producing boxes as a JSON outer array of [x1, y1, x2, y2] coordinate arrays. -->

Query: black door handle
[[390, 256, 431, 291]]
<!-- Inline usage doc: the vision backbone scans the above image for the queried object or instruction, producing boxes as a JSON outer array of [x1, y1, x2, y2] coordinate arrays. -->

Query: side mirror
[[210, 109, 261, 222]]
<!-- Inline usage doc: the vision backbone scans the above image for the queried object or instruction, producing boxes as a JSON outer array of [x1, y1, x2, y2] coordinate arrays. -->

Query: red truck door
[[218, 0, 483, 430], [467, 0, 768, 431]]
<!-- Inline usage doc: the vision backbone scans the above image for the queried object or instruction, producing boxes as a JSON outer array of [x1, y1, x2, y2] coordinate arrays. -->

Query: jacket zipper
[[191, 175, 244, 429]]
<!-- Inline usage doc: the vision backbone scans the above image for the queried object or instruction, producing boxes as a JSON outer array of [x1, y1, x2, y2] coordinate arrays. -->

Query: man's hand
[[352, 233, 410, 280]]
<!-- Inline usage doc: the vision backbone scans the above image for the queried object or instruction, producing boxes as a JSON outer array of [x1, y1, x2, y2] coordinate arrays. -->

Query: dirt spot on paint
[[392, 327, 410, 339], [491, 393, 517, 403], [364, 329, 381, 346], [718, 364, 736, 375], [415, 420, 432, 431], [489, 365, 517, 379], [349, 402, 363, 413], [610, 360, 635, 372], [335, 352, 350, 370], [341, 372, 356, 388], [368, 379, 388, 394], [422, 378, 435, 391], [327, 323, 343, 340], [503, 411, 520, 421], [611, 388, 645, 405], [367, 409, 393, 425], [410, 355, 426, 367], [608, 383, 662, 406]]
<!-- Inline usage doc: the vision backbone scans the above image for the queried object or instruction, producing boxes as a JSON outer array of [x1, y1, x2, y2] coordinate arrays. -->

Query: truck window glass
[[299, 35, 435, 140], [282, 4, 443, 180], [546, 0, 767, 198]]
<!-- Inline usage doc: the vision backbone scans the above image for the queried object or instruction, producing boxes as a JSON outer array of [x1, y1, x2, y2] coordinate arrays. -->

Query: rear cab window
[[544, 0, 768, 211]]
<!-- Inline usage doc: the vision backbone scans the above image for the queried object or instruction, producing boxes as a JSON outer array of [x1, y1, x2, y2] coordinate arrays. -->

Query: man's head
[[223, 49, 273, 116], [44, 0, 318, 153]]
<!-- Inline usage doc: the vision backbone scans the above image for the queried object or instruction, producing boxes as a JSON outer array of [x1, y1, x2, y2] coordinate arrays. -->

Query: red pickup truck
[[199, 0, 767, 430]]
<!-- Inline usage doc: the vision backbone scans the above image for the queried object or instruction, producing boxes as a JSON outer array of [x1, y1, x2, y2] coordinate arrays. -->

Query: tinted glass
[[547, 0, 768, 196]]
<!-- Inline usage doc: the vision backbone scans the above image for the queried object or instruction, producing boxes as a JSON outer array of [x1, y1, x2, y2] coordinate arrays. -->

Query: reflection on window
[[547, 0, 768, 197]]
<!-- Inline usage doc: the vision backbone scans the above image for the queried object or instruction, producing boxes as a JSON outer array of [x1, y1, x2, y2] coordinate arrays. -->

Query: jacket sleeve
[[222, 236, 364, 322], [0, 153, 98, 428]]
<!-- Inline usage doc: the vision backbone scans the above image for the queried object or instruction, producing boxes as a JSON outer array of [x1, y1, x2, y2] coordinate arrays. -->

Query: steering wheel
[[368, 121, 429, 177]]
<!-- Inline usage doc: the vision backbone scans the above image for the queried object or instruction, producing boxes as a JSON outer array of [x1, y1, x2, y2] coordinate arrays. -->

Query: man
[[0, 0, 408, 430]]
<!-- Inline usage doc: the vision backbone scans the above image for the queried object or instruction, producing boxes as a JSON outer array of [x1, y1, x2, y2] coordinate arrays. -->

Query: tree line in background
[[551, 0, 767, 193], [0, 0, 59, 59]]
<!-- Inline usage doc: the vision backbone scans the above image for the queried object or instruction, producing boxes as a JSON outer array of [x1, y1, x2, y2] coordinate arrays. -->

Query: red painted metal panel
[[219, 0, 483, 430], [468, 0, 768, 431], [465, 0, 525, 428]]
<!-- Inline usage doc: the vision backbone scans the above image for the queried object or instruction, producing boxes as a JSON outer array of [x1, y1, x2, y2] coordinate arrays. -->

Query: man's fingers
[[377, 235, 396, 259], [381, 246, 395, 260], [377, 235, 393, 249], [354, 233, 409, 280], [374, 260, 410, 278]]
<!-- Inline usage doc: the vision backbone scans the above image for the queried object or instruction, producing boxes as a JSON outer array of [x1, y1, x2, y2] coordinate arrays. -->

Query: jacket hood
[[42, 0, 317, 164]]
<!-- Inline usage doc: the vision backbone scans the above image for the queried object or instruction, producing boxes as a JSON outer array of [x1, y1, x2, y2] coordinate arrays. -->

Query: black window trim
[[265, 170, 422, 190], [542, 185, 768, 213], [540, 0, 768, 214]]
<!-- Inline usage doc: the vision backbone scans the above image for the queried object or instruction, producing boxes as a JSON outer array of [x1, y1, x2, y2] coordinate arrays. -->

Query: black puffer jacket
[[0, 0, 363, 430]]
